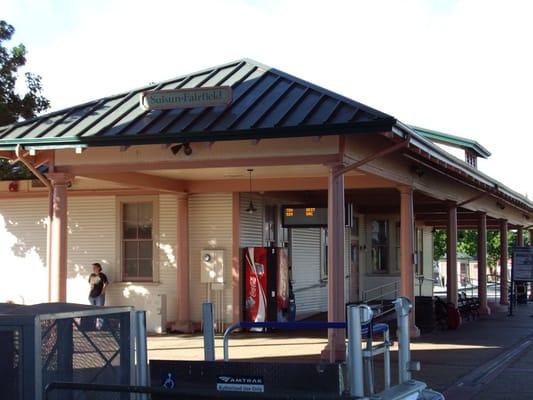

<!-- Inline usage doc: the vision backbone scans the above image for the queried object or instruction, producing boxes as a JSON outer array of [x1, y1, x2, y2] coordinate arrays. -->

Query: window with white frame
[[394, 222, 401, 273], [371, 220, 389, 273], [395, 224, 424, 275], [121, 201, 154, 281]]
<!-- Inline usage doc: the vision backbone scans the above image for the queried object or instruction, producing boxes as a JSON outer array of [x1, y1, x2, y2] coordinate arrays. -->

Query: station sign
[[140, 86, 232, 110], [512, 246, 533, 281], [282, 206, 328, 228]]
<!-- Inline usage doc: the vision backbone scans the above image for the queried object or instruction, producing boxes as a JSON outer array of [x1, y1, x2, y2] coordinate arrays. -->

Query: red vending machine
[[243, 247, 289, 326]]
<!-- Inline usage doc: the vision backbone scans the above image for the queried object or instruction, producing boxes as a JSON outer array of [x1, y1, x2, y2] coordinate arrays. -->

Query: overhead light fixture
[[170, 143, 192, 156], [246, 168, 257, 214]]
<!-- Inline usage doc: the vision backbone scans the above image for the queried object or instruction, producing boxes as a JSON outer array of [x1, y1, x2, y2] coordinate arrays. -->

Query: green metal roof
[[409, 125, 491, 158], [0, 59, 396, 150]]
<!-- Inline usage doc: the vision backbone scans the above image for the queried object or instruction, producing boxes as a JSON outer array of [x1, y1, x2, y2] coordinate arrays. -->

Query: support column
[[46, 173, 71, 302], [322, 165, 346, 362], [530, 228, 533, 301], [47, 189, 54, 302], [231, 193, 241, 325], [477, 212, 490, 314], [174, 194, 192, 332], [516, 226, 525, 305], [398, 186, 419, 337], [447, 202, 458, 307], [500, 219, 509, 305], [517, 227, 524, 247]]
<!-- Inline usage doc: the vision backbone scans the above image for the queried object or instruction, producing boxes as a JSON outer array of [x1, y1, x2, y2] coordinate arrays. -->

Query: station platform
[[148, 301, 533, 399]]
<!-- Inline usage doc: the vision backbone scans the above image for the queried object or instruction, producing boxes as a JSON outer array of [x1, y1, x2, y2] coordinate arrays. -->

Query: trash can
[[415, 296, 436, 333]]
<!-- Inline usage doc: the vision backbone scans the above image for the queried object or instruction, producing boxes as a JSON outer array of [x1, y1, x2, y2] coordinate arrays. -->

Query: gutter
[[394, 122, 533, 214]]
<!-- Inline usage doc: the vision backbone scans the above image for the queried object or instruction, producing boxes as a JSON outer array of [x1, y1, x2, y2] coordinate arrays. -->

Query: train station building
[[0, 59, 531, 361]]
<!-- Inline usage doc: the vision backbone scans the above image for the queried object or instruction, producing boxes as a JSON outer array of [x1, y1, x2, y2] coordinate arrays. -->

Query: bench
[[458, 292, 480, 320]]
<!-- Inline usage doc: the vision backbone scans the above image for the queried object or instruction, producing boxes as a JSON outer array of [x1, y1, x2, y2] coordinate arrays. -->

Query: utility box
[[0, 302, 137, 400], [201, 249, 224, 284]]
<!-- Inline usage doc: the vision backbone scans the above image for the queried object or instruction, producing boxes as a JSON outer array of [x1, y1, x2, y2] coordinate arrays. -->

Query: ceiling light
[[246, 169, 257, 214]]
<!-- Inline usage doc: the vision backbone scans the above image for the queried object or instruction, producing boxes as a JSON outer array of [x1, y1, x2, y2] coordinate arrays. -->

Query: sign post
[[509, 246, 533, 316]]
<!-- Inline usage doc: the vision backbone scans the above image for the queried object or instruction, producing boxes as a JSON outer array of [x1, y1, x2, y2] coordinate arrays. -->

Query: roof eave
[[409, 125, 491, 158], [0, 118, 396, 151], [395, 121, 533, 213]]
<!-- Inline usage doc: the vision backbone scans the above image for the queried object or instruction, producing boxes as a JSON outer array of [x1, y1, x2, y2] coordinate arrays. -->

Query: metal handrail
[[223, 321, 349, 361], [362, 280, 400, 303]]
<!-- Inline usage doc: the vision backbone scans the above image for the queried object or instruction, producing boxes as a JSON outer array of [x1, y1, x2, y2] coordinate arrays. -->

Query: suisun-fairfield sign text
[[140, 86, 232, 110]]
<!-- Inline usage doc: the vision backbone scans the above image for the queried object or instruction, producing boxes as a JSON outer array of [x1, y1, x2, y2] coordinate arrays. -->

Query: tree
[[0, 20, 50, 179], [433, 227, 529, 270]]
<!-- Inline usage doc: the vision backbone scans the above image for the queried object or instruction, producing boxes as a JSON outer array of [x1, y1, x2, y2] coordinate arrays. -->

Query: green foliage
[[0, 20, 50, 126], [433, 229, 447, 261], [433, 227, 526, 268], [0, 20, 49, 180]]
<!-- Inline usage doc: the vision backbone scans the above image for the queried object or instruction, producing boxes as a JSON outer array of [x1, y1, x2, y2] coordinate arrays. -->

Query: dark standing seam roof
[[0, 59, 396, 149]]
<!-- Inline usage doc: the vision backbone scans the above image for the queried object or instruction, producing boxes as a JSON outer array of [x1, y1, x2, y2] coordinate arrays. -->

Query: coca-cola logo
[[250, 276, 257, 298]]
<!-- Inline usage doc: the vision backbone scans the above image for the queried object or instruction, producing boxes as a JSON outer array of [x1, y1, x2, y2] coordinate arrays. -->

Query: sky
[[2, 0, 532, 198]]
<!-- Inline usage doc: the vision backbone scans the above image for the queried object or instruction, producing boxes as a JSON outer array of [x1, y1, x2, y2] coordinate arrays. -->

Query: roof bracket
[[334, 134, 411, 177], [457, 193, 485, 207]]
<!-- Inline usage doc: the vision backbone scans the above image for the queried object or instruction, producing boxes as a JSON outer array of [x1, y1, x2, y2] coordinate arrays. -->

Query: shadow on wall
[[0, 214, 47, 303]]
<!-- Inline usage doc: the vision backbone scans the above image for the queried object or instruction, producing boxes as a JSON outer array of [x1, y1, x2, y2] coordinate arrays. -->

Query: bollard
[[394, 297, 412, 384], [202, 303, 215, 361], [135, 311, 149, 400], [347, 304, 373, 398], [383, 328, 391, 390]]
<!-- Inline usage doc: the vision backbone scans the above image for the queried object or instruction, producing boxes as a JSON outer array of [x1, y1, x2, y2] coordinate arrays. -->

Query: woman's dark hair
[[92, 263, 102, 271]]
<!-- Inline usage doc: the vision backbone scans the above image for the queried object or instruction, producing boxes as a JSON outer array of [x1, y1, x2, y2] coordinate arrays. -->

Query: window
[[122, 202, 154, 281], [371, 220, 389, 273], [394, 222, 401, 273], [465, 149, 477, 168], [415, 227, 424, 275], [350, 214, 359, 238], [395, 225, 424, 275]]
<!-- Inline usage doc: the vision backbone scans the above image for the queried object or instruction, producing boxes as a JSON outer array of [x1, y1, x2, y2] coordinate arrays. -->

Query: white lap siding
[[188, 193, 233, 325], [0, 198, 48, 304], [67, 195, 178, 333], [66, 196, 116, 305], [239, 193, 264, 247]]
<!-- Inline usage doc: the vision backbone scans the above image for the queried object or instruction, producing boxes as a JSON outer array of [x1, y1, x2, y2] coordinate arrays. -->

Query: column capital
[[445, 199, 457, 208], [477, 210, 487, 216], [397, 185, 413, 195], [176, 192, 189, 200], [46, 173, 74, 186]]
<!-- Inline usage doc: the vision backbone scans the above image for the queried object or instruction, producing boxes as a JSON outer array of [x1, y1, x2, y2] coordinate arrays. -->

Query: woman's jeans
[[89, 294, 105, 306], [88, 294, 105, 328]]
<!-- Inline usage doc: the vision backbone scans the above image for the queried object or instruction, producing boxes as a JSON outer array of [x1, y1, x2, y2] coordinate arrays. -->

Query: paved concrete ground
[[148, 302, 533, 399]]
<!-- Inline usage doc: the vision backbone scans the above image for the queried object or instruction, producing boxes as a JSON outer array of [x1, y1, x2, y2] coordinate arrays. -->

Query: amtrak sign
[[140, 86, 232, 110]]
